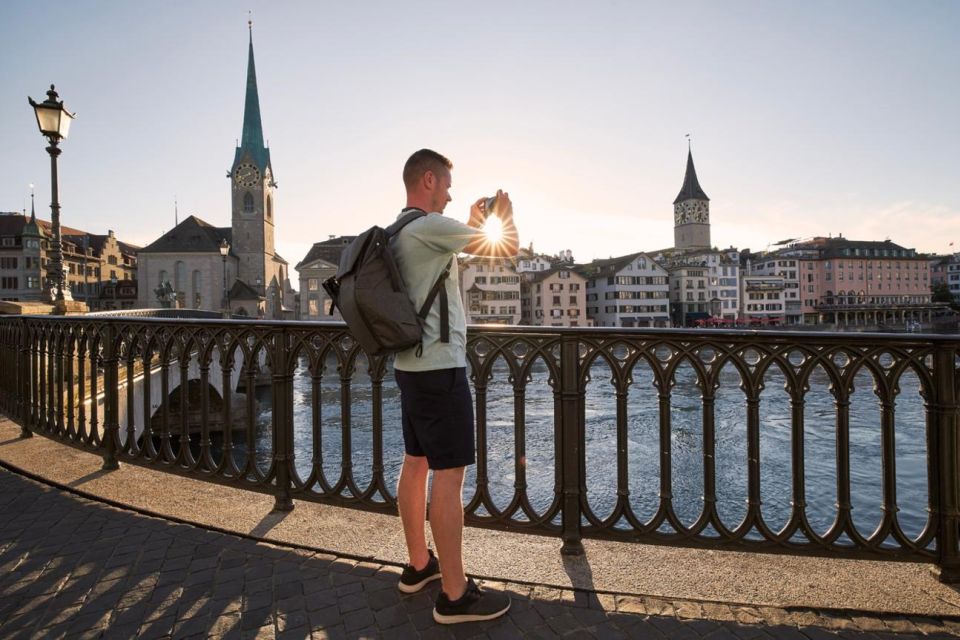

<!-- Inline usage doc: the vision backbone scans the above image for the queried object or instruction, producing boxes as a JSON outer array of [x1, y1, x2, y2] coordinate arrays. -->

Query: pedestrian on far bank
[[391, 148, 519, 624]]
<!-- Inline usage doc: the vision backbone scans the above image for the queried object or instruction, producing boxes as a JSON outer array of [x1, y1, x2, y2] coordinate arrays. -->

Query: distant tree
[[931, 281, 954, 303]]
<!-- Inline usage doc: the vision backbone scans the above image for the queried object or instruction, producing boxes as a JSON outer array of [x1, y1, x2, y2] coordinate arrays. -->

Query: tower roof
[[233, 24, 272, 173], [23, 191, 42, 237], [673, 149, 709, 204]]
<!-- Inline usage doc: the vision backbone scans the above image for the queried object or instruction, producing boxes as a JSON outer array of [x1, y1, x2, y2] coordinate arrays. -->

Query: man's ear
[[423, 170, 435, 190]]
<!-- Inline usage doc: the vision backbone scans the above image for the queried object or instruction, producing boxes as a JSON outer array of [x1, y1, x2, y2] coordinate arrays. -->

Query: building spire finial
[[174, 195, 178, 226], [29, 183, 35, 222], [685, 133, 691, 152], [248, 11, 253, 36]]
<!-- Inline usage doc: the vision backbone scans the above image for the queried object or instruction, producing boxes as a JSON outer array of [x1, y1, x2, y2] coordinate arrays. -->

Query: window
[[192, 270, 202, 308], [175, 261, 186, 292], [569, 296, 576, 305], [308, 278, 319, 291], [267, 194, 273, 220], [0, 238, 13, 247], [243, 192, 255, 213], [1, 277, 17, 289], [552, 296, 561, 306], [0, 257, 17, 269], [309, 299, 320, 315]]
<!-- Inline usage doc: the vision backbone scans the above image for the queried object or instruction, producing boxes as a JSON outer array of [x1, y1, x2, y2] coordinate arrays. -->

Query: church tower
[[230, 21, 276, 292], [673, 147, 710, 250]]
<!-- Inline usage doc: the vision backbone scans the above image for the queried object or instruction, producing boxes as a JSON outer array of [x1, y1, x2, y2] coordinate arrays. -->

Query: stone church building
[[137, 25, 295, 318]]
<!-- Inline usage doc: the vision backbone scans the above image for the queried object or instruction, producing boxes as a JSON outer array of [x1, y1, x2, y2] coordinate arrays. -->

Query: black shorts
[[395, 367, 475, 470]]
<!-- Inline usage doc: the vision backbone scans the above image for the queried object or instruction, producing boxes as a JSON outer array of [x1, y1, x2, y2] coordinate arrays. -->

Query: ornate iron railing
[[0, 315, 958, 581]]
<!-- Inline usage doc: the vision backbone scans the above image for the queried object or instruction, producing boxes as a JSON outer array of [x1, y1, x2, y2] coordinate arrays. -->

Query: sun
[[483, 215, 503, 243]]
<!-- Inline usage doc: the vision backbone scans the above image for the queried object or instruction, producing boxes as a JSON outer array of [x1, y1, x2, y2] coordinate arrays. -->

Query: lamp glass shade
[[34, 103, 74, 140], [219, 240, 230, 257]]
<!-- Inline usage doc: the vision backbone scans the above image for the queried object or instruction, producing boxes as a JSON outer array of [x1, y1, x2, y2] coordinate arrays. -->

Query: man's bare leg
[[430, 466, 467, 600], [397, 453, 431, 570]]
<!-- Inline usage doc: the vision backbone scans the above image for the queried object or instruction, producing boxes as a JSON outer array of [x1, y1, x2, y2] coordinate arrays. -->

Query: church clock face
[[234, 163, 261, 188]]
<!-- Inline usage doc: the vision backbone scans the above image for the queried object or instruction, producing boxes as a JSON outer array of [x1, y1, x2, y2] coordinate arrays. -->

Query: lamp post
[[29, 85, 76, 315], [219, 238, 230, 317]]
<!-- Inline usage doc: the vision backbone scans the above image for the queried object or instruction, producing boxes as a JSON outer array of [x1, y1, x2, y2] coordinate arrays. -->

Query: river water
[[239, 353, 930, 541]]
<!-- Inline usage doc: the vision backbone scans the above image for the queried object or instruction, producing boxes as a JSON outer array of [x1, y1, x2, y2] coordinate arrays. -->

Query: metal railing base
[[931, 565, 960, 585], [272, 497, 294, 512]]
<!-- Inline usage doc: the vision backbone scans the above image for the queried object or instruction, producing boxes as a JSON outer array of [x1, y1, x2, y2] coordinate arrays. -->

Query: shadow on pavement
[[249, 509, 290, 538], [67, 470, 113, 487]]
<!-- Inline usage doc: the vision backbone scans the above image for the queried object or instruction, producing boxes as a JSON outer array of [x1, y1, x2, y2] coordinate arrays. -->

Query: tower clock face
[[234, 163, 261, 187]]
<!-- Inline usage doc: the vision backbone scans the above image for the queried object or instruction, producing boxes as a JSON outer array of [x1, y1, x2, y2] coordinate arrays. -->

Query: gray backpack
[[322, 208, 452, 357]]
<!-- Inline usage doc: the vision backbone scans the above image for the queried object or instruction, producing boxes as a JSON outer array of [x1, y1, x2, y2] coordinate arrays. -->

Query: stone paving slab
[[2, 467, 957, 639]]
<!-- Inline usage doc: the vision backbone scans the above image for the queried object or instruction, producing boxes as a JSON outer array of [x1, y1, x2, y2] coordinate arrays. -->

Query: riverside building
[[524, 266, 589, 327], [580, 253, 670, 327], [460, 257, 522, 325], [137, 24, 296, 318], [295, 236, 353, 321], [749, 253, 802, 325], [0, 205, 138, 311], [739, 273, 787, 325], [761, 236, 940, 327]]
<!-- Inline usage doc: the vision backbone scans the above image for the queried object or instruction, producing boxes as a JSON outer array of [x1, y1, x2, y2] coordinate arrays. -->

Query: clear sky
[[1, 1, 957, 268]]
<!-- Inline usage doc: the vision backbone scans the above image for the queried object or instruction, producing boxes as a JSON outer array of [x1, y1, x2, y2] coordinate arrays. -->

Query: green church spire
[[234, 19, 272, 174]]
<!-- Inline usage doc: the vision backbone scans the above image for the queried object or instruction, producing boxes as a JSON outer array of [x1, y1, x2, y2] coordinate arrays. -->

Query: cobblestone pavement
[[0, 468, 956, 639]]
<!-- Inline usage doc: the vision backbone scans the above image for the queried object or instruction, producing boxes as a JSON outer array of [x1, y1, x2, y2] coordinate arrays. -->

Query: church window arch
[[266, 194, 273, 220], [175, 261, 186, 293], [243, 192, 254, 214]]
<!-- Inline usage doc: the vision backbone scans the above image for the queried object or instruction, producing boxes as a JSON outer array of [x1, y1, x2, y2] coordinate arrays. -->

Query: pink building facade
[[777, 237, 940, 326]]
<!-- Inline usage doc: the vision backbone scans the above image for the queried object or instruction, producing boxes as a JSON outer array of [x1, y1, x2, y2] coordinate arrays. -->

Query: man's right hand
[[490, 189, 513, 222]]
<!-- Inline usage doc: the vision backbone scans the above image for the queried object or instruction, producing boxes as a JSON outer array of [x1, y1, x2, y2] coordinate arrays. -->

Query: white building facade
[[460, 257, 522, 325], [582, 253, 670, 328]]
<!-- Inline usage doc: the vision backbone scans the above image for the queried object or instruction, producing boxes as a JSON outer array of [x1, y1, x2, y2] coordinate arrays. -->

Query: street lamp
[[28, 85, 76, 314], [219, 238, 230, 317]]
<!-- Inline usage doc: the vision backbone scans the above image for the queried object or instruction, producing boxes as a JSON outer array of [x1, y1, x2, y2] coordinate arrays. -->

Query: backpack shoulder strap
[[417, 257, 454, 343], [385, 208, 427, 237]]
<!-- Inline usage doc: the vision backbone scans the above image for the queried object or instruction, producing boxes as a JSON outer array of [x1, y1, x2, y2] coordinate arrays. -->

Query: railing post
[[559, 333, 584, 555], [933, 342, 960, 582], [100, 322, 120, 471], [17, 318, 32, 438], [272, 328, 294, 512]]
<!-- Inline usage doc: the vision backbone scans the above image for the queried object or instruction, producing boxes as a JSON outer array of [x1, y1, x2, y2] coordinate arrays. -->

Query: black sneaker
[[433, 578, 510, 624], [398, 549, 441, 593]]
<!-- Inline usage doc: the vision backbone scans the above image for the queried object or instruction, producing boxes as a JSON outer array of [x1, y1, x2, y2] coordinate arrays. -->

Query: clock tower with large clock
[[673, 148, 711, 250]]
